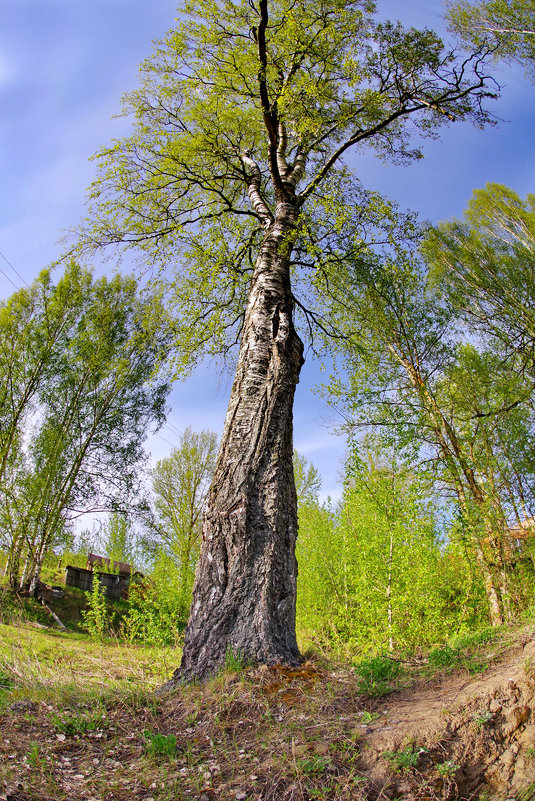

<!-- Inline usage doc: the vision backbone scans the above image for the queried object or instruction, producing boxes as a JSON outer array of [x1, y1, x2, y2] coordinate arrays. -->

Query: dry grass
[[1, 621, 533, 801], [0, 624, 378, 801]]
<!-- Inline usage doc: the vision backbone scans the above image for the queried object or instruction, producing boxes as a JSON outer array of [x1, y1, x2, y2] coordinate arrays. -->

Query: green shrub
[[356, 655, 401, 696], [383, 745, 426, 774], [143, 730, 177, 759], [428, 644, 460, 668], [120, 583, 184, 647], [81, 579, 110, 640]]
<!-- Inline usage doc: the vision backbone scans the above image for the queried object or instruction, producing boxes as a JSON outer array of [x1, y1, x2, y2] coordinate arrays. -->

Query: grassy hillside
[[1, 609, 535, 800]]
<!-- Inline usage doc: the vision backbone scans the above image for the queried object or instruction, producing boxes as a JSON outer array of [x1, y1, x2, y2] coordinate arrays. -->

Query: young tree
[[79, 0, 496, 680], [104, 513, 136, 569], [150, 427, 218, 616], [0, 265, 90, 492]]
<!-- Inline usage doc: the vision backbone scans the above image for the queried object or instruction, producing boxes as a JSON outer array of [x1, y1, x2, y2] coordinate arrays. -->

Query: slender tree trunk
[[29, 538, 49, 597], [19, 552, 32, 593], [171, 203, 304, 683], [474, 542, 503, 626], [7, 538, 22, 591], [387, 528, 394, 653]]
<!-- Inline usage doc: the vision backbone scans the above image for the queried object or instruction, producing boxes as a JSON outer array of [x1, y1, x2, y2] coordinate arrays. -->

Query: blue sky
[[1, 0, 535, 501]]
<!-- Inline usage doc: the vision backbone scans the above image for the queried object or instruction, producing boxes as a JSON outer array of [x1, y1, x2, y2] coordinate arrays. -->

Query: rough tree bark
[[168, 199, 304, 683]]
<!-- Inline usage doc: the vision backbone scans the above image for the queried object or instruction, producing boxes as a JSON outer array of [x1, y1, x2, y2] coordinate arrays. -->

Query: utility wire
[[0, 249, 30, 288], [154, 431, 177, 449], [0, 264, 20, 292], [163, 421, 183, 438]]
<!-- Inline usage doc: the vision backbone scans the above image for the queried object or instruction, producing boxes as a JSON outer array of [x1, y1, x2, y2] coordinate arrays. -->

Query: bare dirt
[[1, 628, 535, 800], [358, 629, 535, 800]]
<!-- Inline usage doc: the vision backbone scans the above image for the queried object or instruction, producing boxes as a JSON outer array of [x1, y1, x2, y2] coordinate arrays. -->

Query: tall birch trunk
[[173, 202, 304, 682]]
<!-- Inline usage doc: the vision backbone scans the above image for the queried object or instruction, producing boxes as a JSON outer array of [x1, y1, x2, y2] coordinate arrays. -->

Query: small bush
[[356, 655, 401, 696], [383, 745, 426, 774], [81, 580, 110, 640], [120, 584, 184, 647], [436, 760, 459, 777]]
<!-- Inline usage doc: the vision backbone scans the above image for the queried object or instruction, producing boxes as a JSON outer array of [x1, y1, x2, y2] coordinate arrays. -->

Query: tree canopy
[[447, 0, 535, 78], [78, 0, 497, 362]]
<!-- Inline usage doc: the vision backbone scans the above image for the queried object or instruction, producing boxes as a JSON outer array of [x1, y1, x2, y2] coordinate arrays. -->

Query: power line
[[163, 421, 183, 438], [154, 431, 177, 449], [0, 249, 30, 288], [0, 264, 20, 292]]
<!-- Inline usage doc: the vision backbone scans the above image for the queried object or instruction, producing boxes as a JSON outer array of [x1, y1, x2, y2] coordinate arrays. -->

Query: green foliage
[[224, 644, 250, 673], [360, 710, 380, 724], [121, 577, 184, 647], [427, 627, 499, 677], [27, 742, 41, 768], [472, 710, 493, 728], [0, 670, 14, 693], [383, 745, 426, 774], [436, 760, 459, 777], [0, 262, 173, 594], [424, 184, 535, 374], [295, 755, 333, 775], [356, 655, 401, 696], [145, 427, 218, 618], [51, 707, 107, 735], [293, 451, 322, 504], [296, 447, 481, 659], [428, 645, 460, 668], [143, 730, 178, 759], [318, 184, 535, 627], [77, 0, 496, 374], [82, 579, 110, 640], [104, 513, 136, 570], [447, 0, 535, 78]]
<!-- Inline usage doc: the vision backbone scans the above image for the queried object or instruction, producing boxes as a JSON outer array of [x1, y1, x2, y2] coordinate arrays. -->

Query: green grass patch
[[355, 655, 402, 696], [143, 730, 178, 759], [0, 620, 179, 706]]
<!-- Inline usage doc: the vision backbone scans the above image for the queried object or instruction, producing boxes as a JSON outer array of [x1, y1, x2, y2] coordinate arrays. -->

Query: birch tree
[[151, 428, 218, 616], [78, 0, 496, 681], [1, 265, 171, 594], [447, 0, 535, 78]]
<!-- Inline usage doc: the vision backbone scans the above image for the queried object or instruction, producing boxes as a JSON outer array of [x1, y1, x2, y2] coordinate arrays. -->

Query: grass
[[143, 730, 178, 759], [0, 620, 177, 710], [425, 624, 510, 679], [355, 654, 402, 696], [0, 623, 373, 801], [0, 598, 532, 801]]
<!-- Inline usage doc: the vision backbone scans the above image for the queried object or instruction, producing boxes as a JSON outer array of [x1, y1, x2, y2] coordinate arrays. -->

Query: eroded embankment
[[359, 630, 535, 799]]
